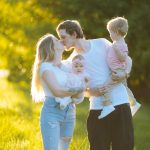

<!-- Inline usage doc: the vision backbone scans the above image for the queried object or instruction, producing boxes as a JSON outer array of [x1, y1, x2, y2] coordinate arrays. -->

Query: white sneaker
[[98, 105, 115, 119], [131, 102, 141, 116]]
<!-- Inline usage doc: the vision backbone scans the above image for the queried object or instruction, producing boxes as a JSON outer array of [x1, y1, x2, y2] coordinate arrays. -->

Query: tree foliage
[[0, 0, 150, 100]]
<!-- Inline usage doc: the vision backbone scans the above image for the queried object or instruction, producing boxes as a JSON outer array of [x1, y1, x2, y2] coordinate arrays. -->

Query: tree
[[1, 0, 150, 100]]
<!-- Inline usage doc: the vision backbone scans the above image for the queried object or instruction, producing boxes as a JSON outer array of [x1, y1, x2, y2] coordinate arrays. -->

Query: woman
[[31, 34, 83, 150]]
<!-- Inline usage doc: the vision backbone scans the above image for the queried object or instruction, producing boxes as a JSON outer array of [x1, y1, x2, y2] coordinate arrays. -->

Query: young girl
[[56, 54, 90, 109], [98, 17, 141, 119]]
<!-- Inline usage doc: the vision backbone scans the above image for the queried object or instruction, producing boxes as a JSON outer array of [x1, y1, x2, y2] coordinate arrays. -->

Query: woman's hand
[[71, 92, 83, 99], [68, 87, 84, 93]]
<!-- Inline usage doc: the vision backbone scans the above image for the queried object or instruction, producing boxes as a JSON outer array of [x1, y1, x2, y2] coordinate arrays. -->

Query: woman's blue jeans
[[40, 97, 75, 150]]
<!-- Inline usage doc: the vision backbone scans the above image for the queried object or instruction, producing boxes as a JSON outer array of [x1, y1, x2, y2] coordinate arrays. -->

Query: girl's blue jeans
[[40, 96, 75, 150]]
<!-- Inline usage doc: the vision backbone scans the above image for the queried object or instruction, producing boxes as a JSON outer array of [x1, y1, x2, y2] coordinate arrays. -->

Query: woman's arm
[[42, 70, 81, 97]]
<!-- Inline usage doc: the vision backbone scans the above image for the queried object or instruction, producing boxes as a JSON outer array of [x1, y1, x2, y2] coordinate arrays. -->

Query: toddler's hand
[[111, 71, 126, 82]]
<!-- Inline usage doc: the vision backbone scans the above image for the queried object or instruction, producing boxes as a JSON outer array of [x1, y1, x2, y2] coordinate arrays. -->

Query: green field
[[0, 78, 149, 150]]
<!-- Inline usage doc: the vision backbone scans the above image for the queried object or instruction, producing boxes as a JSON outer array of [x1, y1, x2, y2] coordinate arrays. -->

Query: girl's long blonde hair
[[31, 34, 55, 102]]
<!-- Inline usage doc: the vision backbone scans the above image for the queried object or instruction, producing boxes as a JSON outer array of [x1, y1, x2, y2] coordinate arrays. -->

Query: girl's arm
[[42, 70, 82, 97], [111, 56, 132, 81], [113, 43, 128, 62]]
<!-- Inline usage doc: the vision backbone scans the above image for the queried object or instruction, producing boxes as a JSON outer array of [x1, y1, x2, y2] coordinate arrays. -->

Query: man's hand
[[88, 85, 108, 97]]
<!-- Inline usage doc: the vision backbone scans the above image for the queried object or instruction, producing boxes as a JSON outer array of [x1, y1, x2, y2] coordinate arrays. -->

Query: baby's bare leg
[[55, 97, 72, 110]]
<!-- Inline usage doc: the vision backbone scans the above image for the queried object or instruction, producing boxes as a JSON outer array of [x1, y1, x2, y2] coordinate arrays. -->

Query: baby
[[98, 17, 141, 119], [55, 54, 90, 109]]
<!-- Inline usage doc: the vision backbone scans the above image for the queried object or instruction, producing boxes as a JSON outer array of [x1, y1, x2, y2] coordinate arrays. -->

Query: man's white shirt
[[62, 38, 129, 110]]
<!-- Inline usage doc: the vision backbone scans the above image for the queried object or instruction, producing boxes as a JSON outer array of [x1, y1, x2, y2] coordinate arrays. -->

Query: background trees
[[0, 0, 150, 101]]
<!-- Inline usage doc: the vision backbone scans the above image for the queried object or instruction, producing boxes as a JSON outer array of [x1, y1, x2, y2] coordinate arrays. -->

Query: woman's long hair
[[31, 34, 55, 102]]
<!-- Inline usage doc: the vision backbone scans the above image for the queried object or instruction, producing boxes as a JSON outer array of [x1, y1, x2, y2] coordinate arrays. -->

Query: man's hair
[[56, 20, 84, 38], [107, 17, 128, 37], [72, 54, 84, 62]]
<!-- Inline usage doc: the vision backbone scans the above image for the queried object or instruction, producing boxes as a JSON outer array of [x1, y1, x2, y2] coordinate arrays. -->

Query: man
[[56, 20, 134, 150]]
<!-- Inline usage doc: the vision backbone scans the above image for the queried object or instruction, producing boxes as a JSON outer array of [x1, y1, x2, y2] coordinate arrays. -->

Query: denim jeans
[[40, 97, 75, 150]]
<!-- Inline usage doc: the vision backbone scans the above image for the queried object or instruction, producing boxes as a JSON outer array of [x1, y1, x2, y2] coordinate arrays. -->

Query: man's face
[[57, 29, 76, 51]]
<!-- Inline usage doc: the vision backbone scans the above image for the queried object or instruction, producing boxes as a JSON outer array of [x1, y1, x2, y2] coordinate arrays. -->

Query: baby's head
[[107, 17, 128, 41], [72, 54, 85, 74]]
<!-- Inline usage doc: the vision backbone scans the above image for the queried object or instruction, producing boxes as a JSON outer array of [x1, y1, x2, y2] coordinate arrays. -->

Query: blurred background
[[1, 0, 150, 100], [0, 0, 150, 150]]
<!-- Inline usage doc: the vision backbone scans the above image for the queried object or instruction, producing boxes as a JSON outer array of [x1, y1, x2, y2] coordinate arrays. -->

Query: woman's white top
[[40, 62, 67, 97]]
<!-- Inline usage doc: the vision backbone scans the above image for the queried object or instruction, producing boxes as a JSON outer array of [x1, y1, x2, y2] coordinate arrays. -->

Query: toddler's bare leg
[[122, 79, 136, 106], [103, 92, 112, 106], [98, 85, 115, 119], [122, 79, 141, 116]]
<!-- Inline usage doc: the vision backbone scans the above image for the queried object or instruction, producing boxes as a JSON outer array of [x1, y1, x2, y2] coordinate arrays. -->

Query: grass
[[0, 78, 150, 150]]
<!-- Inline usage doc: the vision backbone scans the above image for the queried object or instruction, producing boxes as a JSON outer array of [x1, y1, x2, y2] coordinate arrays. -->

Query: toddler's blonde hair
[[107, 17, 128, 37]]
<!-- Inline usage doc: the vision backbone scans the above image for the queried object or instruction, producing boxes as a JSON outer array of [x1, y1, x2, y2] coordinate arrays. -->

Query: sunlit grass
[[0, 78, 149, 150], [0, 78, 42, 150], [133, 103, 150, 150]]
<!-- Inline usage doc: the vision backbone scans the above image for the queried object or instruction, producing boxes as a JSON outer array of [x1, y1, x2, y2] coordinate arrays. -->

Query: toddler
[[98, 17, 141, 119], [56, 54, 90, 109]]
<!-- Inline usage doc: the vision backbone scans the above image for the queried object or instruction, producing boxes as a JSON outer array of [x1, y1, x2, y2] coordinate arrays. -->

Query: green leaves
[[0, 0, 150, 100]]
